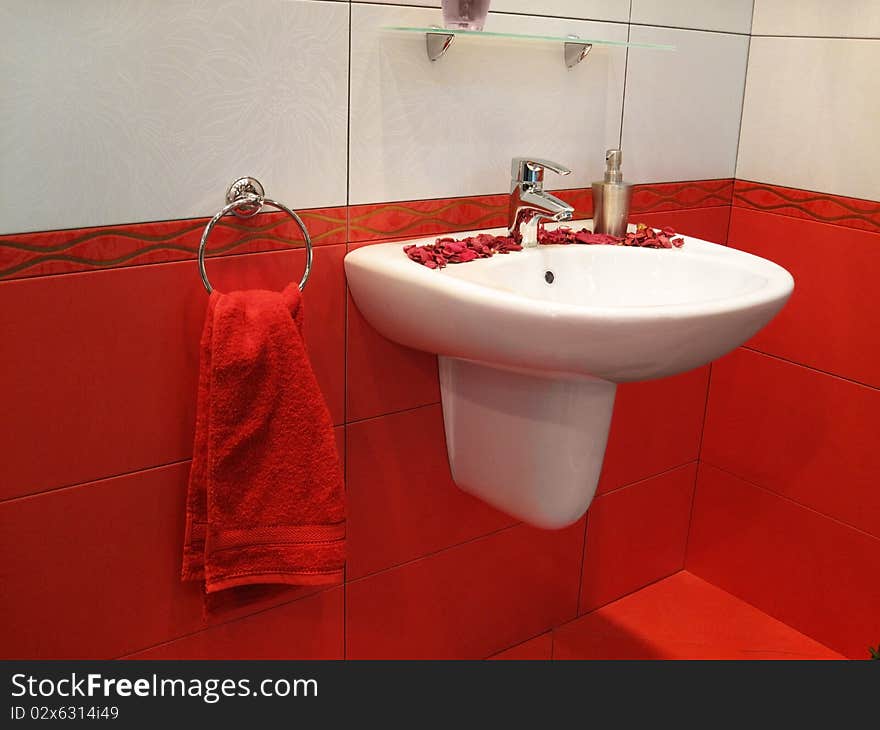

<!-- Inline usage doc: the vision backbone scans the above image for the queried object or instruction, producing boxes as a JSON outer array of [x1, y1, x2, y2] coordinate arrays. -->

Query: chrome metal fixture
[[198, 177, 313, 294], [508, 157, 574, 246]]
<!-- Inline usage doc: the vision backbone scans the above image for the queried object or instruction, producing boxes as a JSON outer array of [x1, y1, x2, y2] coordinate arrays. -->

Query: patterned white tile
[[752, 0, 880, 38], [737, 37, 880, 200], [0, 0, 349, 234], [621, 26, 749, 183], [631, 0, 754, 34], [349, 4, 627, 203]]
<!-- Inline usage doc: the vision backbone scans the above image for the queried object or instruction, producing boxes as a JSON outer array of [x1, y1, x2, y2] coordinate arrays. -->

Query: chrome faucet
[[509, 157, 575, 247]]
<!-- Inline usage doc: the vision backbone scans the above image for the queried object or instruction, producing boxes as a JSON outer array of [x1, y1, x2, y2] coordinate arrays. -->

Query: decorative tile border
[[631, 179, 734, 214], [348, 194, 509, 244], [0, 207, 347, 281], [348, 189, 596, 245], [733, 181, 880, 234], [0, 180, 738, 281]]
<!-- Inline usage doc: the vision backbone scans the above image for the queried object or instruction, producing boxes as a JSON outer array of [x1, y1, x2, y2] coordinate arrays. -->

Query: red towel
[[182, 283, 345, 595]]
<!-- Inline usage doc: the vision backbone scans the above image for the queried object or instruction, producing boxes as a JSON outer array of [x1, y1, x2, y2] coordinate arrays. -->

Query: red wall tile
[[635, 206, 731, 244], [346, 521, 584, 659], [580, 464, 697, 613], [0, 463, 329, 659], [346, 292, 440, 422], [728, 206, 880, 387], [687, 463, 880, 659], [346, 404, 516, 580], [0, 245, 345, 500], [556, 571, 842, 660], [127, 588, 343, 660], [489, 633, 552, 660], [702, 348, 880, 539], [598, 367, 708, 495]]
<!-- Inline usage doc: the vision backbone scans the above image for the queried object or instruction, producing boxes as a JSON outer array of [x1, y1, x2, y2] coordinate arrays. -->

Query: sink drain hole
[[544, 270, 555, 284]]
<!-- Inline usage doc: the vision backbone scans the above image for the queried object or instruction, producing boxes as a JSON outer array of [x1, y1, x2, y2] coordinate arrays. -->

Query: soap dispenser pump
[[592, 149, 632, 237]]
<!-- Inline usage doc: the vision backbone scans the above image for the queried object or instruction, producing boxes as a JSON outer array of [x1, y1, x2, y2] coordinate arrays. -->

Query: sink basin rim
[[345, 224, 794, 322]]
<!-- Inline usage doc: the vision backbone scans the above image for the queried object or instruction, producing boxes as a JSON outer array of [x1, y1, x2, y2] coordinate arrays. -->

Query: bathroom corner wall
[[1, 0, 750, 659], [687, 0, 880, 659]]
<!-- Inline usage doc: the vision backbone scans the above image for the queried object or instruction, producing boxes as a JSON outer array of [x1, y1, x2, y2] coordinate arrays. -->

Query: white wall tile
[[349, 5, 627, 204], [0, 0, 349, 235], [621, 26, 749, 183], [492, 1, 630, 22], [737, 37, 880, 200], [631, 0, 754, 34], [752, 0, 880, 38], [352, 0, 631, 23]]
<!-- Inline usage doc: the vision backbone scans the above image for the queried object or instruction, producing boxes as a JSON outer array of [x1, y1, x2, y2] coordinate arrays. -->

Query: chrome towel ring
[[198, 176, 313, 294]]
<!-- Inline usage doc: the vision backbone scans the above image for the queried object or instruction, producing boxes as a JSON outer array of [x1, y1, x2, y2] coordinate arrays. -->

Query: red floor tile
[[728, 207, 880, 387], [346, 521, 584, 659], [346, 405, 517, 580], [0, 245, 345, 500], [346, 291, 440, 422], [702, 348, 880, 539], [556, 571, 843, 660], [580, 464, 697, 613], [489, 633, 553, 660], [598, 367, 708, 495], [127, 588, 343, 660], [686, 463, 880, 659]]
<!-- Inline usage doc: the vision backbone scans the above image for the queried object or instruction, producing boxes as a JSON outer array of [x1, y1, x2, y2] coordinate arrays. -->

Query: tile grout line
[[702, 460, 880, 544], [349, 460, 701, 586], [751, 33, 880, 40], [740, 345, 880, 392], [347, 521, 523, 585], [574, 511, 589, 622], [0, 457, 193, 506], [616, 2, 632, 150], [683, 363, 714, 563], [594, 460, 698, 500], [572, 568, 689, 621], [359, 2, 754, 36], [485, 628, 551, 660], [343, 0, 353, 661], [731, 23, 752, 185], [345, 399, 441, 427], [116, 584, 340, 660]]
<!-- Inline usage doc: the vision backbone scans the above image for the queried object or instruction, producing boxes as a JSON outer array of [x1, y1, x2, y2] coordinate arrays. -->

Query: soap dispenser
[[592, 149, 632, 237]]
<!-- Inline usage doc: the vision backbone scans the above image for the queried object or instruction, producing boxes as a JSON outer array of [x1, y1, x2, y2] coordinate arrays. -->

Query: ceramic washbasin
[[345, 221, 793, 528]]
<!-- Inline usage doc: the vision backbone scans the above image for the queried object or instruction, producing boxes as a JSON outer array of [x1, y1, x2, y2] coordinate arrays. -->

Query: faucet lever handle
[[511, 157, 572, 187]]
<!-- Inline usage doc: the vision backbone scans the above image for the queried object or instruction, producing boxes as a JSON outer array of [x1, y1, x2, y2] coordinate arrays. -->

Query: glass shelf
[[384, 26, 675, 67]]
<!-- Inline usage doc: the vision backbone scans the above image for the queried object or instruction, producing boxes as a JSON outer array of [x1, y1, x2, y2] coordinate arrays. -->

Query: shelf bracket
[[426, 31, 455, 62], [564, 40, 592, 68]]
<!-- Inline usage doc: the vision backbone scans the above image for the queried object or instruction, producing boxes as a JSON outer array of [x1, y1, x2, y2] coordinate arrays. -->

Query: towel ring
[[198, 176, 313, 294]]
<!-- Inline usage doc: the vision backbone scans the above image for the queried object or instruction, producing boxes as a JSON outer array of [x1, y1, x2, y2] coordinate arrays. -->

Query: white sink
[[345, 221, 793, 528]]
